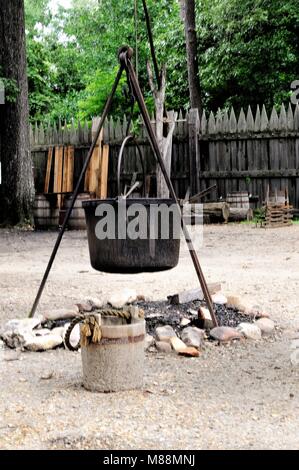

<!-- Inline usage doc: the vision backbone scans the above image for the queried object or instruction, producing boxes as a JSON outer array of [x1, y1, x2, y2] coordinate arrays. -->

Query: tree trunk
[[180, 0, 202, 115], [147, 62, 177, 198], [203, 202, 230, 224], [0, 0, 34, 225]]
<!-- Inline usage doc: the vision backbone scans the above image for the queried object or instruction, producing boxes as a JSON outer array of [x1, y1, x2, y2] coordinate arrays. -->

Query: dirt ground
[[0, 224, 299, 450]]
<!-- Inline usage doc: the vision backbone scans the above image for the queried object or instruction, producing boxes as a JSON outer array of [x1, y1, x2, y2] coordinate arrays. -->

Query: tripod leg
[[29, 65, 125, 318], [125, 57, 218, 327]]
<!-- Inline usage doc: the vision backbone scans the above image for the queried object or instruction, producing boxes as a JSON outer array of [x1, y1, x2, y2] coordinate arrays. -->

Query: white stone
[[108, 288, 138, 309], [155, 325, 177, 343], [85, 297, 107, 309], [51, 327, 65, 338], [237, 323, 262, 340], [42, 307, 79, 322], [180, 318, 191, 327], [170, 337, 187, 352], [199, 306, 214, 329], [181, 327, 204, 349], [35, 328, 51, 337], [144, 334, 155, 351], [255, 318, 275, 336], [0, 317, 42, 349], [211, 293, 227, 305], [25, 334, 63, 352]]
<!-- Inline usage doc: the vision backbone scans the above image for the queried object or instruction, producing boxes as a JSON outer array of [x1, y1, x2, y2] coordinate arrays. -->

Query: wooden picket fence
[[31, 103, 299, 209]]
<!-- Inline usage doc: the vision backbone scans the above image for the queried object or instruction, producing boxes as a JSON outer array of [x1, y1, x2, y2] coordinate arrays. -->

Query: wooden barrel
[[226, 192, 250, 209], [64, 193, 91, 230], [34, 195, 59, 229]]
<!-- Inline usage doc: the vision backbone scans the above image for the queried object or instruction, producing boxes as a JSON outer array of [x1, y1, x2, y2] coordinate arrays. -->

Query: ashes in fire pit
[[137, 300, 252, 337]]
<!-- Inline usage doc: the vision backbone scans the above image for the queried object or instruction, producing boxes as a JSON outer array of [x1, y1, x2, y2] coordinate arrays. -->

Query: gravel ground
[[0, 224, 299, 450]]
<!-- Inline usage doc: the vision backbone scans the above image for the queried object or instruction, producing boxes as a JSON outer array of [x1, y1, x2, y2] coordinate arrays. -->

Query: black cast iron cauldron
[[82, 136, 181, 274]]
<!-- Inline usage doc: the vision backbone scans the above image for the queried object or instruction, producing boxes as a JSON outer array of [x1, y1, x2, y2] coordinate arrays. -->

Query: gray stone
[[236, 323, 262, 340], [210, 326, 243, 342], [40, 371, 54, 380], [42, 307, 79, 322], [108, 288, 137, 309], [144, 334, 155, 351], [0, 339, 4, 350], [181, 327, 204, 349], [156, 341, 172, 353], [155, 325, 177, 343], [255, 318, 275, 336], [25, 333, 63, 352]]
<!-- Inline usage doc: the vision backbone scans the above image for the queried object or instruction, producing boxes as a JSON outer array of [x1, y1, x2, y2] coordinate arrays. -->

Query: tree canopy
[[25, 0, 299, 123]]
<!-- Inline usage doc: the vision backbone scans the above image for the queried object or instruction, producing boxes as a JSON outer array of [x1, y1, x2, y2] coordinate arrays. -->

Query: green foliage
[[24, 0, 299, 124], [0, 75, 19, 103], [198, 0, 299, 111], [78, 68, 127, 120]]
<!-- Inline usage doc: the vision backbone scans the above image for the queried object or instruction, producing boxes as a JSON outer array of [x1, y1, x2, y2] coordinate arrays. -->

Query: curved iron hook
[[117, 134, 146, 198]]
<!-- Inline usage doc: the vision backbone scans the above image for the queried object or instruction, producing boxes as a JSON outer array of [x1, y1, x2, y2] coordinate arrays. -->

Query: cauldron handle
[[117, 134, 146, 197]]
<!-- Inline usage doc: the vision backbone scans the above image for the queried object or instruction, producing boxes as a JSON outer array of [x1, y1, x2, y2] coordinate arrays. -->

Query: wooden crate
[[261, 204, 293, 228]]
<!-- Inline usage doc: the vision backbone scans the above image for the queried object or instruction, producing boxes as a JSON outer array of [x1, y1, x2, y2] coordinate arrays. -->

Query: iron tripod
[[29, 46, 218, 328]]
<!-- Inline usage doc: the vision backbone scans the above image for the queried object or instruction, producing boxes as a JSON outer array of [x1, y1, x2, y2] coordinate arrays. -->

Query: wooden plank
[[62, 147, 68, 194], [66, 146, 74, 193], [85, 125, 103, 194], [53, 146, 64, 208], [44, 147, 53, 194], [99, 144, 109, 198], [88, 145, 101, 195]]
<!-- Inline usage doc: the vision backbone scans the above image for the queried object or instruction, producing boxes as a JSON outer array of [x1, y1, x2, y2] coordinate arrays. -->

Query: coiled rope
[[64, 307, 144, 351]]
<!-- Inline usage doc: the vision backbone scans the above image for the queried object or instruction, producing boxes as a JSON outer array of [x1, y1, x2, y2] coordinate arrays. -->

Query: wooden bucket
[[34, 195, 59, 229], [226, 192, 250, 209], [81, 316, 145, 392]]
